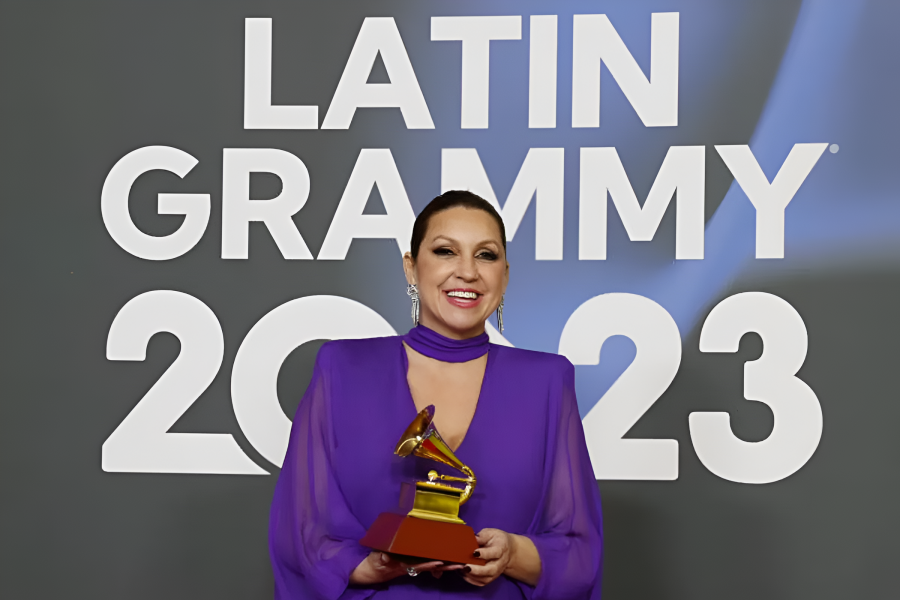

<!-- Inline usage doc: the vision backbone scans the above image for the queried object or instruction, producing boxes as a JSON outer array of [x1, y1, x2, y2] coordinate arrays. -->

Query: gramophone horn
[[395, 405, 435, 457], [394, 405, 476, 504]]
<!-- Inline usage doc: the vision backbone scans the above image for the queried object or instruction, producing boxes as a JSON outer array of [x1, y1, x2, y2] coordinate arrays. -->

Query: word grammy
[[101, 143, 827, 262]]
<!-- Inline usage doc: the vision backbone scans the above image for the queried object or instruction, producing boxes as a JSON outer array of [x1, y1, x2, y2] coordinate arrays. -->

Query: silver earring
[[497, 296, 505, 333], [407, 284, 420, 325]]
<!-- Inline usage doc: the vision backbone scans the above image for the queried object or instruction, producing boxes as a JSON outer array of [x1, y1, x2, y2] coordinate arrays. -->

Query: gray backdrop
[[2, 1, 898, 598]]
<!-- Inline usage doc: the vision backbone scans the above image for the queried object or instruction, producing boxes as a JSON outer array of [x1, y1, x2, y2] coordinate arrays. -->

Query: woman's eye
[[433, 248, 454, 256], [478, 251, 498, 261]]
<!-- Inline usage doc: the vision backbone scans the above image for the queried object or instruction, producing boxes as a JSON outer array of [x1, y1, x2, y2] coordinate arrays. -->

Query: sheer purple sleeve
[[269, 347, 374, 600], [522, 359, 604, 600]]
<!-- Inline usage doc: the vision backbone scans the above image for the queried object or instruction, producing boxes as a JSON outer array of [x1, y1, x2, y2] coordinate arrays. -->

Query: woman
[[270, 191, 603, 599]]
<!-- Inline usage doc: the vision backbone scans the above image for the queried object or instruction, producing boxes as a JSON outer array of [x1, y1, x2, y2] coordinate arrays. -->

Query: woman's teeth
[[447, 291, 479, 299]]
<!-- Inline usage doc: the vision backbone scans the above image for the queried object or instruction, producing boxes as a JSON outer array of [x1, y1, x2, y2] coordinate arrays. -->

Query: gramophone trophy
[[359, 405, 486, 566]]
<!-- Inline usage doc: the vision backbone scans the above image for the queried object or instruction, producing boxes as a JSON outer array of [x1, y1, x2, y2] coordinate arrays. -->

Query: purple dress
[[269, 326, 603, 599]]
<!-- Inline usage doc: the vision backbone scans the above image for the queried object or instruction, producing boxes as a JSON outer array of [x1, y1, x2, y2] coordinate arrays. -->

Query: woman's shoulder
[[315, 335, 402, 366], [489, 343, 574, 376], [488, 346, 575, 416]]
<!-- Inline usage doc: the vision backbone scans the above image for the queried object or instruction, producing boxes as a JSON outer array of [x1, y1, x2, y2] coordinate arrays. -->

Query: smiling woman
[[269, 191, 604, 599], [404, 192, 509, 340]]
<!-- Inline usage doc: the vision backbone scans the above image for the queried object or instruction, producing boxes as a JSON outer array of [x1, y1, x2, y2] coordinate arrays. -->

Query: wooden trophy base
[[360, 513, 486, 566]]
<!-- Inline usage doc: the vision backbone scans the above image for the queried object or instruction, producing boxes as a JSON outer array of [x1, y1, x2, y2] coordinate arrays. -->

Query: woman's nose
[[455, 256, 478, 281]]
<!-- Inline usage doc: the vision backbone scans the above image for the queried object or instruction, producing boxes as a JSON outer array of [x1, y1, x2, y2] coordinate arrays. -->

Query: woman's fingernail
[[463, 566, 472, 574], [473, 551, 480, 558]]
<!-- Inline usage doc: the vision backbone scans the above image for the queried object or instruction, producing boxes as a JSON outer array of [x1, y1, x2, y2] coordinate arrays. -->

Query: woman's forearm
[[504, 534, 542, 586]]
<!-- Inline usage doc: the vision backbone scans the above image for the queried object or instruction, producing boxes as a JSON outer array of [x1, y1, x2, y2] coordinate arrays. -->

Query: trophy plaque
[[359, 405, 486, 566]]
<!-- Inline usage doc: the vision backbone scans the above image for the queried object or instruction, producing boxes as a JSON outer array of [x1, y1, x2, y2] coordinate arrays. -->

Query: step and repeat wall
[[3, 1, 899, 598]]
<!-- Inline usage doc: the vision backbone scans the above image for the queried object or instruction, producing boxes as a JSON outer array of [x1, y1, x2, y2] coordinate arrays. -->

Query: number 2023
[[104, 291, 822, 484]]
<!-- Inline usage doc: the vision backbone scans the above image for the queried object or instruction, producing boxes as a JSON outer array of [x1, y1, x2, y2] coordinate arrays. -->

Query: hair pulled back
[[409, 190, 506, 259]]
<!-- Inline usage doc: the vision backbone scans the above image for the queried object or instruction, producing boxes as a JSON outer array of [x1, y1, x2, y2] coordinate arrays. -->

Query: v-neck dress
[[269, 336, 603, 600]]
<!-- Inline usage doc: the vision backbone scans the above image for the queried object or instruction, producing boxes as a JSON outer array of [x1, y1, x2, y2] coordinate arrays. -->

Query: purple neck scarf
[[403, 325, 490, 363]]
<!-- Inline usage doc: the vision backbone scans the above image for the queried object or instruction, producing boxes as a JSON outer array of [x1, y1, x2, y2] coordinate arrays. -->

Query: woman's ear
[[499, 261, 510, 297], [403, 252, 416, 285]]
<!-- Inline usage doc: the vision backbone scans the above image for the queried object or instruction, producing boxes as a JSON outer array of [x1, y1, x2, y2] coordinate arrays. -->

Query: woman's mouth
[[444, 289, 483, 308]]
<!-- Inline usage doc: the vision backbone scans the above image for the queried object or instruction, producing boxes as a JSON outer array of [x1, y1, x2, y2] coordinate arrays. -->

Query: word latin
[[244, 14, 679, 130]]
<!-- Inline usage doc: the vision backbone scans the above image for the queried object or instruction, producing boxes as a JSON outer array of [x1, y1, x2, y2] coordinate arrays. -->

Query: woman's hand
[[450, 528, 542, 587], [349, 552, 445, 585]]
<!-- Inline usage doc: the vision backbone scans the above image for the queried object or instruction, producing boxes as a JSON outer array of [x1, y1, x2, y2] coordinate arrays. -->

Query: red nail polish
[[463, 566, 471, 574], [473, 551, 480, 558]]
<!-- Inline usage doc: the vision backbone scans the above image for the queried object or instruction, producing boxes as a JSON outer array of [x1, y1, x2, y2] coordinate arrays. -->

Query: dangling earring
[[407, 284, 420, 326], [497, 296, 505, 333]]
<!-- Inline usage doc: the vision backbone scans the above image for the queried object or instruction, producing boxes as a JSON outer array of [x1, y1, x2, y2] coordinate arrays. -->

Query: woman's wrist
[[503, 534, 541, 586], [348, 559, 370, 585], [349, 553, 382, 585], [504, 533, 521, 573]]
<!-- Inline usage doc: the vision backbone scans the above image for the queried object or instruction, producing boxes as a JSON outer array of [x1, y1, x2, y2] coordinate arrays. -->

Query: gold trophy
[[360, 405, 486, 565]]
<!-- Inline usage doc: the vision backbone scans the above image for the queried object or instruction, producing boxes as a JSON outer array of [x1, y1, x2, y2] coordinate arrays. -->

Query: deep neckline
[[399, 338, 491, 454]]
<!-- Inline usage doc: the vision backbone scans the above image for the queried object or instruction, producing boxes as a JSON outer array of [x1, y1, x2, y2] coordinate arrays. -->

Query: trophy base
[[360, 513, 486, 566]]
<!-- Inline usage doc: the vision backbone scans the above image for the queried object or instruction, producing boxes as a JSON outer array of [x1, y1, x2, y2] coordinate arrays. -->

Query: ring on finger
[[406, 567, 419, 577]]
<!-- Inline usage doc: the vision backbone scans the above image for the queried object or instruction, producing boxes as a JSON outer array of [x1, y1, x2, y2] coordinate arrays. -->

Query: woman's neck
[[403, 323, 490, 363]]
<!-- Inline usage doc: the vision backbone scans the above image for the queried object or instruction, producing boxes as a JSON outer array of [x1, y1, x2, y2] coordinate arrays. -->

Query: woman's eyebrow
[[429, 235, 458, 245], [430, 234, 502, 247]]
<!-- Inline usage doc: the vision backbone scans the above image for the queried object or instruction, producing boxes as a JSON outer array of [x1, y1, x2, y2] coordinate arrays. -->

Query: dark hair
[[409, 190, 507, 259]]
